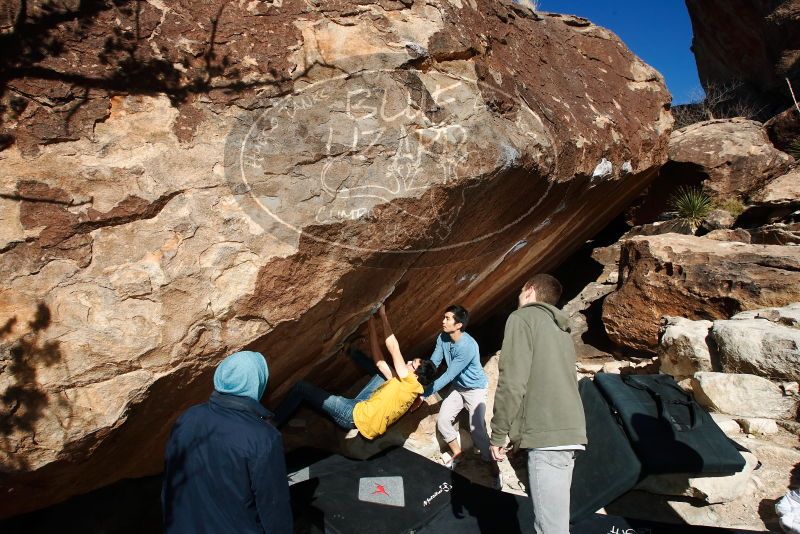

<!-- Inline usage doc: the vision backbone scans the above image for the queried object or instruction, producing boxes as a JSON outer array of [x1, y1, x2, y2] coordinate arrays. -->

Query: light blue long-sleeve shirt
[[424, 331, 488, 397]]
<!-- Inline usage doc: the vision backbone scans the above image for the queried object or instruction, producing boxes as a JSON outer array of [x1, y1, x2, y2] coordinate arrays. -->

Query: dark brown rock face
[[0, 0, 672, 517], [627, 119, 791, 225], [602, 234, 800, 353], [685, 0, 800, 117], [765, 105, 800, 151], [668, 119, 792, 201]]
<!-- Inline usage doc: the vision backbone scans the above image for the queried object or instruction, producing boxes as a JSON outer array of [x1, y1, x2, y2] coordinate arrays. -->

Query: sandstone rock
[[709, 413, 742, 436], [765, 106, 800, 153], [602, 234, 800, 352], [563, 281, 616, 348], [731, 303, 800, 325], [0, 0, 674, 517], [739, 168, 800, 227], [590, 243, 622, 272], [657, 316, 714, 380], [574, 343, 613, 362], [704, 229, 751, 243], [667, 119, 792, 201], [601, 360, 632, 374], [626, 118, 792, 227], [736, 418, 779, 436], [622, 219, 694, 238], [750, 168, 800, 205], [712, 304, 800, 381], [576, 361, 605, 375], [686, 0, 800, 116], [701, 209, 736, 232], [691, 372, 799, 419], [636, 451, 758, 504], [777, 420, 800, 435], [749, 223, 800, 245], [608, 435, 800, 531]]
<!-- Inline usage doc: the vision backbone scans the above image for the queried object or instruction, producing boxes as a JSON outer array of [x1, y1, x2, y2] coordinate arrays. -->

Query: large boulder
[[685, 0, 800, 116], [712, 304, 800, 381], [0, 0, 673, 517], [691, 372, 799, 420], [749, 223, 800, 245], [657, 316, 714, 380], [666, 119, 791, 201], [636, 451, 759, 504], [627, 119, 791, 225], [602, 234, 800, 353], [765, 106, 800, 152], [739, 167, 800, 227]]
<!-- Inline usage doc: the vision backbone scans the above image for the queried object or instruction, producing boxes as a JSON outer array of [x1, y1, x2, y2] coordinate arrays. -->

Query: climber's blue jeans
[[273, 374, 386, 429]]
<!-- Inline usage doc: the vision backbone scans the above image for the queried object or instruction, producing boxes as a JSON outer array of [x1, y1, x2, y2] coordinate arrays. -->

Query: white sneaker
[[441, 452, 462, 470]]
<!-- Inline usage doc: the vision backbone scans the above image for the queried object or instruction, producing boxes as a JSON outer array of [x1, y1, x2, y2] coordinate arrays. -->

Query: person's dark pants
[[273, 373, 386, 429]]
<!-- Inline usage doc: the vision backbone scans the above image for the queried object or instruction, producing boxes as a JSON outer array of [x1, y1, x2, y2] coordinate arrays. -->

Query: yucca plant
[[667, 185, 713, 231]]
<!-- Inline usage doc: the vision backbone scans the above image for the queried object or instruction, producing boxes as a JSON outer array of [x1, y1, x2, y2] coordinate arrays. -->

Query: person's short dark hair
[[414, 360, 436, 387], [524, 274, 562, 306], [445, 304, 469, 329]]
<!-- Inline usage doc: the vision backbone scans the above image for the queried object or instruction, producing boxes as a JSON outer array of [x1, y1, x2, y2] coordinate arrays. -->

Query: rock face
[[657, 316, 714, 380], [636, 451, 759, 504], [627, 119, 791, 225], [691, 372, 799, 420], [740, 167, 800, 227], [765, 106, 800, 151], [685, 0, 800, 116], [704, 229, 751, 243], [750, 223, 800, 245], [0, 0, 672, 517], [602, 234, 800, 353], [712, 304, 800, 381], [667, 119, 792, 201]]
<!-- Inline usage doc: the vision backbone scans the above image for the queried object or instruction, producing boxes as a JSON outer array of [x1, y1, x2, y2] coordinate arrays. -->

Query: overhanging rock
[[0, 0, 671, 516]]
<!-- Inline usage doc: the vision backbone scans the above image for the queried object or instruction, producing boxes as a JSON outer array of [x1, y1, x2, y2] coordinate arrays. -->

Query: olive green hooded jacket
[[490, 303, 587, 449]]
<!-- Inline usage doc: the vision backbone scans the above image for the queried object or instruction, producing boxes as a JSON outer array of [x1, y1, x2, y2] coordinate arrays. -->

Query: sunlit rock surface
[[0, 0, 672, 516]]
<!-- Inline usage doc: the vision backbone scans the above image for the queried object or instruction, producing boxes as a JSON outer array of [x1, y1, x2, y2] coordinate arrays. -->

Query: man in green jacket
[[490, 274, 586, 534]]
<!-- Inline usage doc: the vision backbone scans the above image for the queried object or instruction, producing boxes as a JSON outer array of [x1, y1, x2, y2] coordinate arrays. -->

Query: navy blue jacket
[[162, 391, 292, 533]]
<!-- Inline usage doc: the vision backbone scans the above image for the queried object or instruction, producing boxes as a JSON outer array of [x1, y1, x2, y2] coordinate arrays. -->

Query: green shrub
[[667, 186, 713, 229], [716, 197, 745, 218]]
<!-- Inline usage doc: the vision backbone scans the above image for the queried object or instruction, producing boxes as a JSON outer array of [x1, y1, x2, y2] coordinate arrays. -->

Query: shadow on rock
[[0, 302, 67, 473]]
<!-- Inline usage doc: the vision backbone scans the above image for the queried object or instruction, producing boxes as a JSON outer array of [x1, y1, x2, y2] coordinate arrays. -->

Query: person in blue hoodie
[[412, 305, 501, 488], [162, 351, 292, 534]]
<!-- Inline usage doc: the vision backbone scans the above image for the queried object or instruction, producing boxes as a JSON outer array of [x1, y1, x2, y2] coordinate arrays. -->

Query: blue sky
[[539, 1, 701, 104]]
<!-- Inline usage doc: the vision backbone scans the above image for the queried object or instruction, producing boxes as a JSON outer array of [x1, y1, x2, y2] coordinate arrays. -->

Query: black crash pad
[[571, 378, 643, 522], [287, 446, 762, 534]]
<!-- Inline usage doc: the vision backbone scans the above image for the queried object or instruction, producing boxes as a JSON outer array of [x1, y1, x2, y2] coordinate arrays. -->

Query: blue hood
[[213, 351, 269, 402]]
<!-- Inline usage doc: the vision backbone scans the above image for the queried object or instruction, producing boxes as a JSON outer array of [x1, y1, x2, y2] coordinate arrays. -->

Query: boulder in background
[[658, 316, 715, 379], [602, 235, 800, 352], [712, 304, 800, 381], [691, 372, 798, 420]]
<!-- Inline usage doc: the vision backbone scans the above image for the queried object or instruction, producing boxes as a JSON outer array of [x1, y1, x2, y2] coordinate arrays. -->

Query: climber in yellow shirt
[[273, 305, 436, 440]]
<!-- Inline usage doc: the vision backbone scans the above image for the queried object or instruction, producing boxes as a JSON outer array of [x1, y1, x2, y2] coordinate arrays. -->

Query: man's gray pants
[[528, 449, 575, 534], [436, 387, 491, 461]]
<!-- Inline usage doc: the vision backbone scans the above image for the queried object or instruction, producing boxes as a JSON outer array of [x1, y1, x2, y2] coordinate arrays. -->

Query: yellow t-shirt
[[352, 374, 424, 440]]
